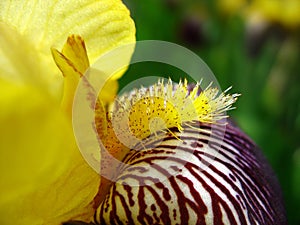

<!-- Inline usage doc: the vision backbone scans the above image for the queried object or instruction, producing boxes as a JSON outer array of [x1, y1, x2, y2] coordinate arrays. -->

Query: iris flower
[[0, 0, 135, 224], [0, 0, 287, 225]]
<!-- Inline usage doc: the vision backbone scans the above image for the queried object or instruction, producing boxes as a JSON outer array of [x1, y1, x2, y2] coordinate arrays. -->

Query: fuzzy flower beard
[[110, 79, 240, 147]]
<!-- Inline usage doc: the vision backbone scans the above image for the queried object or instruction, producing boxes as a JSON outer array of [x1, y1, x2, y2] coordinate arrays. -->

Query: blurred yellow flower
[[0, 0, 135, 224], [217, 0, 300, 29], [247, 0, 300, 29]]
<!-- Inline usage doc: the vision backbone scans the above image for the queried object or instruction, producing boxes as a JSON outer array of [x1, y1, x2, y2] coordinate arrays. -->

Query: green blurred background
[[120, 0, 300, 224]]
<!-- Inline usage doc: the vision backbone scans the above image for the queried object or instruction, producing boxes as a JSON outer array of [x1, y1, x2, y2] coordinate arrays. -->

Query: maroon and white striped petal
[[94, 121, 286, 225]]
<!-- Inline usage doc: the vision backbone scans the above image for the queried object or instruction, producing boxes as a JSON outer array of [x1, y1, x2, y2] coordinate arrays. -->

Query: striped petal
[[96, 121, 287, 225]]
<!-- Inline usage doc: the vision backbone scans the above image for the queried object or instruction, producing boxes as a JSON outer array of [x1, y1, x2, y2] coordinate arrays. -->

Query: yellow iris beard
[[110, 79, 240, 149], [129, 96, 182, 138]]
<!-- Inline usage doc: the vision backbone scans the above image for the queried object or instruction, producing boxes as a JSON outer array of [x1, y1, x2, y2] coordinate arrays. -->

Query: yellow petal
[[0, 0, 135, 88], [99, 78, 119, 103], [0, 22, 54, 93], [0, 79, 100, 224], [0, 1, 136, 223], [0, 80, 71, 203]]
